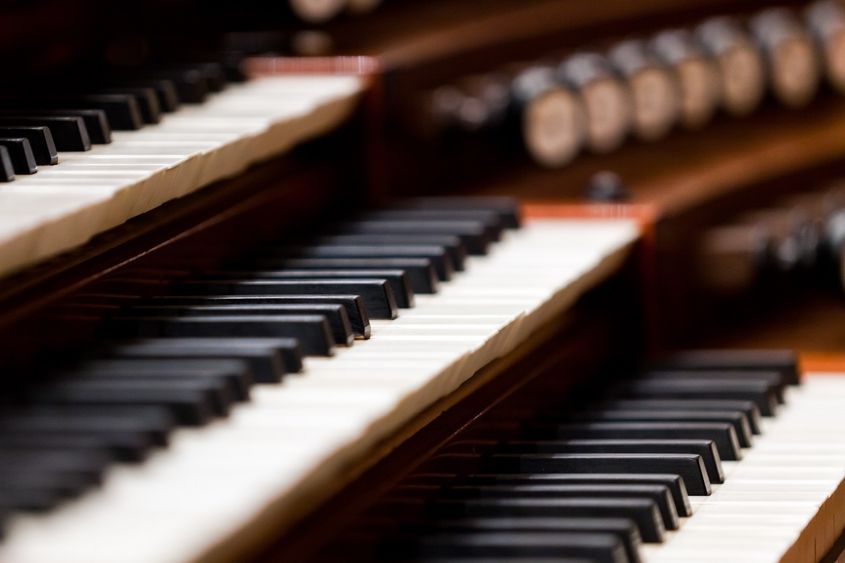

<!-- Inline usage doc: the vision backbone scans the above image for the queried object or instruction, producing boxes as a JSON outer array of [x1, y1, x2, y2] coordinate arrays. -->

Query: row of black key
[[0, 197, 521, 534], [0, 62, 232, 181], [318, 349, 799, 562]]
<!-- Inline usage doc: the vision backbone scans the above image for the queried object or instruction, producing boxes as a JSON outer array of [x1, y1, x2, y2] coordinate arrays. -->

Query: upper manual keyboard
[[0, 69, 364, 279]]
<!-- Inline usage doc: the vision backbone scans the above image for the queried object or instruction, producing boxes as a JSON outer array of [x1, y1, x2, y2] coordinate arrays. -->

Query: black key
[[0, 468, 91, 498], [488, 453, 710, 498], [113, 78, 180, 112], [75, 374, 236, 417], [426, 483, 678, 531], [521, 421, 742, 462], [33, 378, 223, 425], [602, 399, 763, 435], [103, 87, 161, 124], [0, 431, 126, 470], [642, 370, 786, 404], [205, 270, 415, 309], [451, 438, 723, 485], [655, 349, 799, 385], [363, 209, 504, 242], [337, 221, 491, 256], [0, 480, 82, 511], [0, 460, 94, 495], [0, 126, 57, 165], [276, 271, 412, 309], [396, 196, 522, 229], [623, 379, 779, 416], [126, 304, 355, 347], [0, 146, 14, 181], [0, 428, 151, 465], [452, 473, 692, 517], [410, 497, 665, 543], [75, 291, 356, 350], [570, 409, 753, 449], [0, 448, 108, 483], [0, 406, 172, 458], [40, 109, 111, 144], [66, 358, 253, 401], [0, 116, 90, 151], [146, 68, 208, 103], [1, 104, 114, 140], [273, 245, 454, 282], [0, 430, 114, 451], [0, 452, 106, 507], [50, 94, 143, 130], [194, 62, 228, 92], [427, 451, 711, 496], [0, 467, 91, 496], [254, 258, 440, 294], [0, 484, 90, 514], [388, 556, 597, 562], [107, 315, 334, 356], [0, 137, 36, 174], [387, 531, 627, 563], [177, 280, 398, 320], [105, 337, 298, 382], [406, 517, 641, 563], [315, 235, 467, 272], [0, 485, 66, 512], [0, 507, 8, 535], [0, 479, 92, 512], [150, 295, 370, 339]]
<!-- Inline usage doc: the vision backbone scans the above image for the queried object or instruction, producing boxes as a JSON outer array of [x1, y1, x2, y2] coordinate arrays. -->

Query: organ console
[[3, 1, 845, 562]]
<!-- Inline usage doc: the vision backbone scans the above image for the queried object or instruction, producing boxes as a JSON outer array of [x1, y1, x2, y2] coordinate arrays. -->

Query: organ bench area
[[4, 1, 845, 563]]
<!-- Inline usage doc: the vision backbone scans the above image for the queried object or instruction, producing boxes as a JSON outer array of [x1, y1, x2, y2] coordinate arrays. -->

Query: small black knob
[[586, 171, 629, 202]]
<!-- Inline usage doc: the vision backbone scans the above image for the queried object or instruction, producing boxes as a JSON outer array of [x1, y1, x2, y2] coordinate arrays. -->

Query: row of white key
[[0, 218, 639, 563], [0, 74, 364, 280], [641, 374, 845, 563]]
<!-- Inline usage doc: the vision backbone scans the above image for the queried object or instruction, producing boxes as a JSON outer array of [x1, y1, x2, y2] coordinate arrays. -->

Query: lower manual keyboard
[[0, 199, 638, 563], [643, 374, 845, 563], [325, 354, 845, 563]]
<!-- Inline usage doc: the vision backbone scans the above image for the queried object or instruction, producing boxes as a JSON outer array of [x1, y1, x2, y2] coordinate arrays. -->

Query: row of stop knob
[[429, 2, 845, 168]]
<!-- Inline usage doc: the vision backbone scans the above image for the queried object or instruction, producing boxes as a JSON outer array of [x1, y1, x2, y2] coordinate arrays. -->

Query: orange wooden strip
[[521, 202, 656, 227], [244, 56, 381, 77], [799, 353, 845, 375]]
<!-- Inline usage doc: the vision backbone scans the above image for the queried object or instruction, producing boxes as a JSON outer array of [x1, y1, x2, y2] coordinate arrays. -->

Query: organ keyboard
[[0, 73, 364, 278], [0, 203, 638, 562], [3, 1, 845, 562], [317, 364, 845, 563]]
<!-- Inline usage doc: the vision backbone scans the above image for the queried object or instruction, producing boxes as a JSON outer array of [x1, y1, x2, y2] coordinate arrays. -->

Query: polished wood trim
[[243, 56, 381, 76], [690, 293, 845, 355], [800, 355, 845, 374], [330, 0, 796, 68]]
